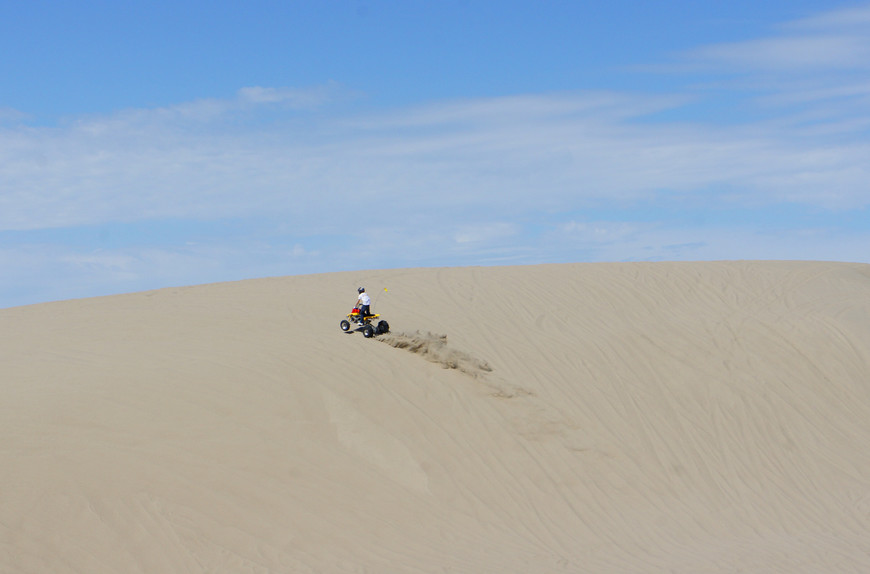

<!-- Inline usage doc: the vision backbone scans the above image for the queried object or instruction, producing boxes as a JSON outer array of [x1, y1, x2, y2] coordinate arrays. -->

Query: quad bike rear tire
[[376, 320, 390, 335], [363, 325, 375, 338]]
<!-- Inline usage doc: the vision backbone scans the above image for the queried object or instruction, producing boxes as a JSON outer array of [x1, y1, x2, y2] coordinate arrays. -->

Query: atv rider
[[356, 287, 372, 325]]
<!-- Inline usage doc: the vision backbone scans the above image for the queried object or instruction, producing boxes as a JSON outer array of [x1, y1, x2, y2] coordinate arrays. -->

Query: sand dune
[[3, 261, 870, 573]]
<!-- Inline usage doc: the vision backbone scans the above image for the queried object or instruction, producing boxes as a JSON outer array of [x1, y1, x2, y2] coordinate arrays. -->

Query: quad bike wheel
[[363, 325, 375, 338], [340, 319, 351, 332], [376, 320, 390, 335]]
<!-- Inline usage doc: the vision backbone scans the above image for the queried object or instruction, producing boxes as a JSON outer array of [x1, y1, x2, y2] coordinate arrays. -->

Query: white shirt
[[358, 293, 371, 306]]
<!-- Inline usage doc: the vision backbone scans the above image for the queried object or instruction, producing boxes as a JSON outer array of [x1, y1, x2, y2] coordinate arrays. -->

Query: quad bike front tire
[[340, 320, 351, 332]]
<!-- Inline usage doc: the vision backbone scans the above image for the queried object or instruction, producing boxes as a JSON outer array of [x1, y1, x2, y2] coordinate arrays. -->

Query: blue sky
[[2, 1, 869, 307]]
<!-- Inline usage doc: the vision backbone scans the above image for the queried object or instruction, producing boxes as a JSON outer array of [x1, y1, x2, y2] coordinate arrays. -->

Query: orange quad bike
[[340, 308, 390, 338]]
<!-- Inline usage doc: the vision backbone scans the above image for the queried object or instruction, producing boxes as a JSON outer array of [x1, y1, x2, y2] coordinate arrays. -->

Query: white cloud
[[0, 107, 28, 124], [346, 92, 690, 130], [690, 35, 870, 72], [785, 5, 870, 31], [683, 4, 870, 73], [237, 85, 340, 108], [1, 86, 868, 236]]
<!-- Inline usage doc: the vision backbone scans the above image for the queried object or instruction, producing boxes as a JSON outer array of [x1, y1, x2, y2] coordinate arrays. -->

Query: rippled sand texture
[[3, 261, 870, 573]]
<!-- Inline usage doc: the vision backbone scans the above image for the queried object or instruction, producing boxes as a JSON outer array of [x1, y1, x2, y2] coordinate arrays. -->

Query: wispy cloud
[[2, 88, 866, 232], [785, 5, 870, 31], [684, 5, 870, 72], [689, 35, 870, 71], [0, 107, 28, 124], [237, 84, 341, 107]]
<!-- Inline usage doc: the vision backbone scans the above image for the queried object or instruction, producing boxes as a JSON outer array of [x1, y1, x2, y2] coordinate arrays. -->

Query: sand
[[2, 261, 870, 573]]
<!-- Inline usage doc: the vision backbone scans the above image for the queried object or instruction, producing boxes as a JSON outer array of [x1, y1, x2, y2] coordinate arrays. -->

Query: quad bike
[[340, 308, 390, 338]]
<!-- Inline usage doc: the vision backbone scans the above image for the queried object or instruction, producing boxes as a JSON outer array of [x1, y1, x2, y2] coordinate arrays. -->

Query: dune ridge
[[2, 261, 870, 573]]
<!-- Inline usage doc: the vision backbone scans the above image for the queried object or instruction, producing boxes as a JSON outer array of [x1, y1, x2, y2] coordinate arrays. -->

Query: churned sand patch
[[377, 331, 493, 377]]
